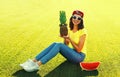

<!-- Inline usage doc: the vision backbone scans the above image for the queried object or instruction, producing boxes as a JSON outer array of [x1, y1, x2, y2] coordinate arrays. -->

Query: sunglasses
[[72, 16, 82, 20]]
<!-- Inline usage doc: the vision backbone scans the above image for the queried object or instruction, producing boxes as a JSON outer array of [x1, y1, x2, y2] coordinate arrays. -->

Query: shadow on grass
[[12, 61, 98, 77], [45, 61, 99, 77], [12, 69, 41, 77]]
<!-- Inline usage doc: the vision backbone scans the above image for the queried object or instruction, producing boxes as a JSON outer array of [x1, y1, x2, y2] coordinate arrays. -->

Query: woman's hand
[[63, 35, 70, 39], [60, 35, 70, 45], [64, 38, 70, 45], [63, 35, 71, 45]]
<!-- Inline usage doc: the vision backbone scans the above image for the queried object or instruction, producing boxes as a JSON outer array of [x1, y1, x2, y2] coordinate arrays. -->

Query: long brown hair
[[69, 17, 84, 30]]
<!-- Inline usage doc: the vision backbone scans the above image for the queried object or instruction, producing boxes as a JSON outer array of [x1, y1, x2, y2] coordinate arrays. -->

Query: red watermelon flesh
[[80, 62, 100, 71]]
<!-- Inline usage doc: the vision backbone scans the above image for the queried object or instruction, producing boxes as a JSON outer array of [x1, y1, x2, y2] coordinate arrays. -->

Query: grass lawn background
[[0, 0, 120, 77]]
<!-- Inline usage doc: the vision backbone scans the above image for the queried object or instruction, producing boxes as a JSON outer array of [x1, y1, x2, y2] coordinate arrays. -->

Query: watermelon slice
[[80, 62, 100, 71]]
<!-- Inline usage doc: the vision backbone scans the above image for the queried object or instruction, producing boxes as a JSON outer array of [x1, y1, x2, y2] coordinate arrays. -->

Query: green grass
[[0, 0, 120, 77]]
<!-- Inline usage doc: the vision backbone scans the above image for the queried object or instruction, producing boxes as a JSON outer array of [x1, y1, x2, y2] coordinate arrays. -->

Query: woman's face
[[72, 14, 82, 26]]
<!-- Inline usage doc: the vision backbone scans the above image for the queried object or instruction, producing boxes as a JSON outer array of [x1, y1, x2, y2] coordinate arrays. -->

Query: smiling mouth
[[74, 20, 79, 24]]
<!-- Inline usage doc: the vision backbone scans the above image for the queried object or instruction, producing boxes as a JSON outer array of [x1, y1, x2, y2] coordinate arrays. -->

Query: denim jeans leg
[[59, 44, 86, 63], [35, 42, 57, 60], [39, 43, 61, 64], [39, 43, 85, 64]]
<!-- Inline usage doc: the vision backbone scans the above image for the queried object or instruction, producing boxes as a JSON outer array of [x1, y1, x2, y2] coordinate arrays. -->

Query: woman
[[20, 10, 87, 72]]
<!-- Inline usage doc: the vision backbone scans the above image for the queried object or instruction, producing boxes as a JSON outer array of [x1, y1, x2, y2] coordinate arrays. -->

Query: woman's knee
[[51, 42, 57, 45], [55, 42, 64, 46]]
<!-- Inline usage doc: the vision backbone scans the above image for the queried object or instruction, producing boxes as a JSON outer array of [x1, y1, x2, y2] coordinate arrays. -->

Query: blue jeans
[[35, 42, 85, 64]]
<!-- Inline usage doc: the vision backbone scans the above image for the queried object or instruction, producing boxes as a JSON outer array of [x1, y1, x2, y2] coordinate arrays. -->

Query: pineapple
[[59, 11, 68, 36]]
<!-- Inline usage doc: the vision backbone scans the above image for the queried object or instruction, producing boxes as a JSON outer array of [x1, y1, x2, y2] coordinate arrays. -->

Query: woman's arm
[[76, 34, 86, 52], [64, 38, 70, 45], [64, 34, 86, 52]]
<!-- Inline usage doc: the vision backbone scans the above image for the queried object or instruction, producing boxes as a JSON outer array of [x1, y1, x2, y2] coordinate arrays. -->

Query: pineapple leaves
[[59, 11, 67, 25]]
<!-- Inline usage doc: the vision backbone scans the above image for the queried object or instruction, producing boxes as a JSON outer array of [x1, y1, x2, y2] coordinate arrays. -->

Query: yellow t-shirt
[[68, 28, 87, 54]]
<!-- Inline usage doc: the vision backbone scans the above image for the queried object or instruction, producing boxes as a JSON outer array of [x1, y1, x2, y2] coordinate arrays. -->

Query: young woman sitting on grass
[[20, 10, 87, 72]]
